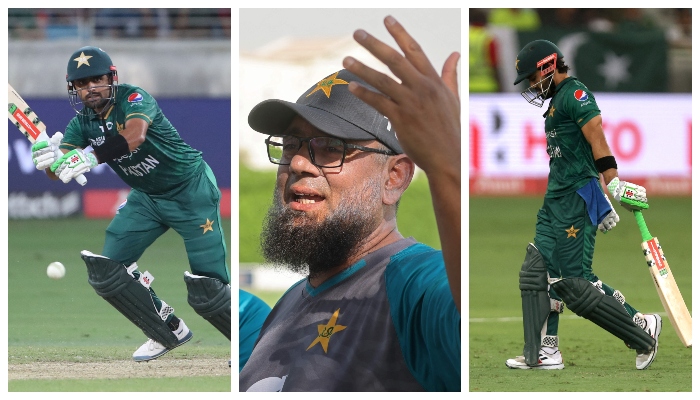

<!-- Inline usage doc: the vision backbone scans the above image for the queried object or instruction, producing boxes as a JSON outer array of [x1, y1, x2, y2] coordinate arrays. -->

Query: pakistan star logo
[[515, 58, 520, 71], [73, 52, 93, 68], [549, 106, 556, 118], [306, 72, 348, 98], [306, 308, 347, 353], [200, 218, 214, 234], [565, 225, 580, 238]]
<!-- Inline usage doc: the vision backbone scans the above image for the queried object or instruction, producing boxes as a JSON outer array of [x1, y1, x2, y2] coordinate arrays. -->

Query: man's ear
[[382, 155, 414, 206]]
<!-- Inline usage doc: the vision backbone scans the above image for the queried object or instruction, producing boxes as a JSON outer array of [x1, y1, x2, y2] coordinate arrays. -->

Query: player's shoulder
[[116, 83, 154, 102], [563, 78, 596, 97], [557, 78, 598, 109], [386, 242, 445, 280], [392, 242, 442, 262]]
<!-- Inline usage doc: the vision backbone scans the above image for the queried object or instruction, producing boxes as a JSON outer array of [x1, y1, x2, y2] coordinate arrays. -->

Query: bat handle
[[634, 210, 653, 242], [75, 174, 88, 186]]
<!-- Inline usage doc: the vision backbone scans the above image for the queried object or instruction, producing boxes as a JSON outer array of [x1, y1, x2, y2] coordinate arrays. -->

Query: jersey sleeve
[[384, 244, 461, 391], [239, 290, 272, 372], [119, 87, 158, 125], [60, 117, 90, 151], [564, 83, 601, 129]]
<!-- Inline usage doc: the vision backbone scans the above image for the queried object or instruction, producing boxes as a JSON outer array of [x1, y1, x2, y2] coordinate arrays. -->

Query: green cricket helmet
[[66, 46, 118, 115], [514, 40, 563, 107]]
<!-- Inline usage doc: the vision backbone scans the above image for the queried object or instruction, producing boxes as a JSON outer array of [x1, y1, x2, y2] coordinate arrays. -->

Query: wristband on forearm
[[595, 155, 617, 173], [92, 134, 130, 163]]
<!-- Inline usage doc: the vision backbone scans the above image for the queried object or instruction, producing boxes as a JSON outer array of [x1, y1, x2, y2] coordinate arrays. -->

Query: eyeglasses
[[265, 135, 395, 168]]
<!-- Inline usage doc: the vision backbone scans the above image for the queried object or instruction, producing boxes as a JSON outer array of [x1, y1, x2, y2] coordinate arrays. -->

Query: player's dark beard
[[260, 180, 381, 280], [81, 86, 112, 112]]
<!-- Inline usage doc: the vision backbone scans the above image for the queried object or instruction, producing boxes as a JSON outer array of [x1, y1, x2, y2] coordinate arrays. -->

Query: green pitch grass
[[7, 217, 232, 391], [469, 196, 692, 391]]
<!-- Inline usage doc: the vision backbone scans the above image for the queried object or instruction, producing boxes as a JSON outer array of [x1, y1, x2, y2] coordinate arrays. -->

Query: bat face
[[8, 83, 87, 186], [642, 237, 692, 347], [8, 84, 47, 143]]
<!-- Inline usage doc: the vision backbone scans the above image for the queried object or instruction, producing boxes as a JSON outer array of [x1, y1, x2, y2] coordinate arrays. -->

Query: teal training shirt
[[61, 84, 203, 194], [543, 77, 601, 198], [239, 238, 461, 392], [239, 289, 272, 372]]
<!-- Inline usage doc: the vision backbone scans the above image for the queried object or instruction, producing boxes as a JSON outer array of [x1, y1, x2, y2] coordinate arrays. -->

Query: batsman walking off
[[31, 46, 231, 362], [506, 40, 661, 370]]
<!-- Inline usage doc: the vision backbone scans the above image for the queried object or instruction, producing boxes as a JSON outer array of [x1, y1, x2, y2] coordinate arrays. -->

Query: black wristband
[[594, 155, 617, 173], [93, 134, 130, 163]]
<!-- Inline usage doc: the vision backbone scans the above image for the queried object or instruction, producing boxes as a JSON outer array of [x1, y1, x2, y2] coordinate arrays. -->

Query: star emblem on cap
[[515, 58, 520, 71], [549, 106, 556, 117], [73, 52, 93, 68], [306, 71, 349, 98]]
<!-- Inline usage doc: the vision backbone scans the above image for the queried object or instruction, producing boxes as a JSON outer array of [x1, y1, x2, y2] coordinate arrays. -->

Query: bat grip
[[634, 210, 653, 242], [75, 174, 88, 186]]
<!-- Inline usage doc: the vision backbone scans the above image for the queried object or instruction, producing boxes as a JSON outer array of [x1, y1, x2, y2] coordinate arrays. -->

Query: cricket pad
[[519, 243, 551, 366], [184, 273, 231, 340], [81, 251, 180, 349], [551, 277, 655, 352]]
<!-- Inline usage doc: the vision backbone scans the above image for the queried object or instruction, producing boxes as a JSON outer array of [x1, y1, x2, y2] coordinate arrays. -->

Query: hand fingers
[[343, 56, 401, 113], [343, 57, 404, 104], [441, 52, 461, 101], [351, 28, 421, 88], [346, 78, 398, 123], [382, 16, 438, 78]]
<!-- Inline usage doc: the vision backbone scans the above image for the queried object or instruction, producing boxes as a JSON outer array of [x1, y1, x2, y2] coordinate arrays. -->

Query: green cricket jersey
[[61, 84, 203, 194], [543, 77, 601, 197]]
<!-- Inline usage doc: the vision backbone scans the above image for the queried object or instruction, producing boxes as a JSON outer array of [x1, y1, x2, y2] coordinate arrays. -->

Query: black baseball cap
[[248, 69, 403, 154]]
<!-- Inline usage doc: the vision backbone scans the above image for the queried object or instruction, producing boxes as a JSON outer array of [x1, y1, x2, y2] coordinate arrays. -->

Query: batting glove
[[31, 132, 63, 170], [607, 177, 648, 211], [50, 149, 98, 184], [598, 193, 620, 233]]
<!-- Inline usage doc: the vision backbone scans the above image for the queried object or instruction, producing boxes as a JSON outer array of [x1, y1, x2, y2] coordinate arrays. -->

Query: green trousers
[[102, 162, 230, 318], [534, 191, 638, 336]]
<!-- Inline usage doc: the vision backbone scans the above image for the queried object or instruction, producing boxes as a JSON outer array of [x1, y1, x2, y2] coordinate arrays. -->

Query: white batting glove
[[31, 132, 63, 170], [598, 194, 620, 233], [607, 177, 648, 211], [50, 149, 98, 184]]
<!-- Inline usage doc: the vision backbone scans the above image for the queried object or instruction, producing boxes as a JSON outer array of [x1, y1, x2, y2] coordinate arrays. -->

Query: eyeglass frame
[[265, 134, 396, 168]]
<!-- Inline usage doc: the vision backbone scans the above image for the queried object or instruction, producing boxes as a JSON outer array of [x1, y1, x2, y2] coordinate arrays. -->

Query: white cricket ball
[[46, 261, 66, 280]]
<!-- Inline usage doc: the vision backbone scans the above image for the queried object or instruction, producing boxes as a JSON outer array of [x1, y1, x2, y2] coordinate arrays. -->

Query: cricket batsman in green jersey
[[31, 46, 231, 363], [505, 40, 661, 370]]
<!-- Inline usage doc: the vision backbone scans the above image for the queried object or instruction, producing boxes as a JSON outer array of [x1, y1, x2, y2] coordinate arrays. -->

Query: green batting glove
[[50, 149, 98, 184]]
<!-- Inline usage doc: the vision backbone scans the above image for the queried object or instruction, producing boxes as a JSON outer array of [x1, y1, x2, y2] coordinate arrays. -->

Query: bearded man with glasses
[[239, 16, 460, 392]]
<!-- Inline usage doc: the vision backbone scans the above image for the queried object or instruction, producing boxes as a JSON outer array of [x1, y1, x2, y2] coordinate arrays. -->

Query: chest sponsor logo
[[90, 136, 106, 147], [128, 93, 143, 103], [574, 89, 588, 102]]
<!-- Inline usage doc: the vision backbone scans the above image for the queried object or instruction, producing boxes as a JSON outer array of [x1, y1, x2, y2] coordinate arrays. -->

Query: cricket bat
[[8, 83, 87, 185], [633, 208, 692, 347]]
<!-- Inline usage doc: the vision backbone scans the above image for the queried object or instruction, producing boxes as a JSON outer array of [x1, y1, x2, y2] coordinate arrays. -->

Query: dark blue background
[[8, 97, 231, 193]]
